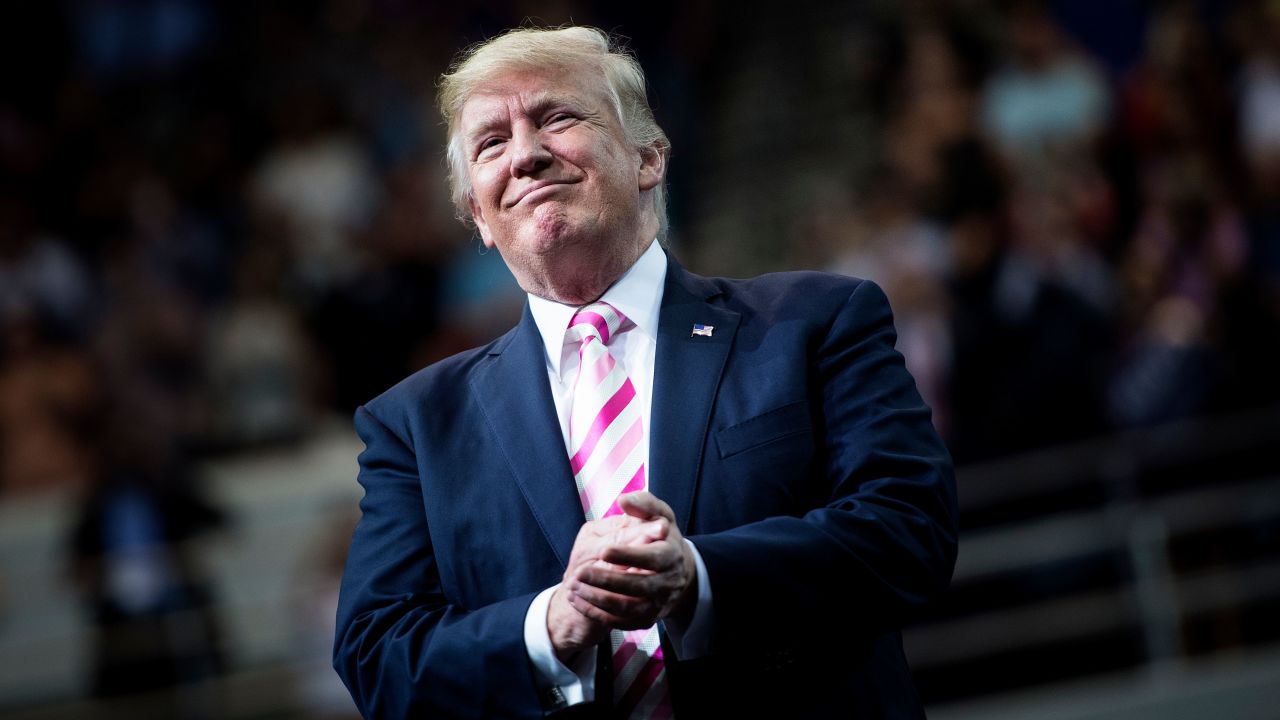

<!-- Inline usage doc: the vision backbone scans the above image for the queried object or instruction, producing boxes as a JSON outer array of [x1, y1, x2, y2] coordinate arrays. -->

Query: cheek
[[470, 164, 506, 204], [589, 140, 637, 190], [556, 130, 624, 169]]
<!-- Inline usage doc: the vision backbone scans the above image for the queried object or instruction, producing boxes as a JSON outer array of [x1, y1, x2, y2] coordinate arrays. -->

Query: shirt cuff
[[660, 538, 714, 660], [523, 585, 596, 707]]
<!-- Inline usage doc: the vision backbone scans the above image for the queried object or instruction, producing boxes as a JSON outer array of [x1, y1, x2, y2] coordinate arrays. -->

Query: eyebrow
[[523, 91, 584, 118], [462, 111, 509, 148], [462, 90, 588, 148]]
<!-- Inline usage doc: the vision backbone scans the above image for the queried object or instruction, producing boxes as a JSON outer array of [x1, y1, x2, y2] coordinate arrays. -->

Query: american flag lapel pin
[[691, 323, 714, 337]]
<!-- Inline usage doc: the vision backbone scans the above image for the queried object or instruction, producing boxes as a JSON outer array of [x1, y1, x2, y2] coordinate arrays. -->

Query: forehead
[[458, 66, 615, 129]]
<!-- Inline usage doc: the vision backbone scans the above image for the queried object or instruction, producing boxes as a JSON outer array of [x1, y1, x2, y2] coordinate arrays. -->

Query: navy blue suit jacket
[[333, 257, 958, 718]]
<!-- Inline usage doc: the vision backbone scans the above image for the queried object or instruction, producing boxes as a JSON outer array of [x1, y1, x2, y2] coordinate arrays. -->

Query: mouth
[[508, 180, 575, 208]]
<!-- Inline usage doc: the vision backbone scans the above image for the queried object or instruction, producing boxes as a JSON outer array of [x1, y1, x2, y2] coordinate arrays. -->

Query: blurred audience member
[[0, 316, 98, 495], [206, 236, 318, 447], [1238, 0, 1280, 284], [294, 511, 361, 720], [0, 184, 99, 493], [980, 0, 1110, 171], [70, 396, 224, 709], [250, 85, 379, 302], [309, 159, 452, 412], [1110, 158, 1247, 426], [942, 139, 1112, 462]]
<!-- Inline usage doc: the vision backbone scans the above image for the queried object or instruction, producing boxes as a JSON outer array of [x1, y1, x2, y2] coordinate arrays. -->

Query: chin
[[531, 219, 572, 249], [525, 205, 589, 253]]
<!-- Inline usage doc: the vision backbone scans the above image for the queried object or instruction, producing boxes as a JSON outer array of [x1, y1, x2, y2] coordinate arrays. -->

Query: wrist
[[548, 585, 598, 664], [665, 552, 699, 624]]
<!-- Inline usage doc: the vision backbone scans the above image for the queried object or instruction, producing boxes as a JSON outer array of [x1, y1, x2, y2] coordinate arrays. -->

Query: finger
[[567, 517, 648, 567], [583, 514, 643, 538], [611, 518, 668, 546], [548, 586, 610, 651], [569, 583, 660, 630], [617, 491, 674, 522], [577, 563, 660, 597], [601, 540, 680, 572], [568, 584, 655, 627], [565, 588, 627, 627]]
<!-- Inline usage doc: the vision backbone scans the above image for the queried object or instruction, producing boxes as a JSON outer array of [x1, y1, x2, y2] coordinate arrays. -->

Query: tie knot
[[567, 301, 629, 346]]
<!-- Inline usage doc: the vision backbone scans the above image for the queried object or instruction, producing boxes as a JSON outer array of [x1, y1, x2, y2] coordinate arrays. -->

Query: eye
[[475, 136, 506, 158], [544, 112, 575, 128]]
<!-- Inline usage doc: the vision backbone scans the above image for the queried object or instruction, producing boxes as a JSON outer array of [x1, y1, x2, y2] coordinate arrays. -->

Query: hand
[[547, 513, 660, 662], [565, 492, 698, 631]]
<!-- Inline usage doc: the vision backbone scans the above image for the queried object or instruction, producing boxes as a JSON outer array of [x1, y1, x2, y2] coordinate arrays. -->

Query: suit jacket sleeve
[[332, 405, 544, 719], [689, 278, 958, 650]]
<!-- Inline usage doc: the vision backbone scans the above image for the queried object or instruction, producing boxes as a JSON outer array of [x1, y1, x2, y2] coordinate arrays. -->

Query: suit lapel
[[468, 259, 739, 563], [649, 259, 740, 534], [470, 305, 580, 568]]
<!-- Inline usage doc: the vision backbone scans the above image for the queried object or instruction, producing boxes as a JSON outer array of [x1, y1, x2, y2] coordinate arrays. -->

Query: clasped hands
[[548, 491, 696, 663]]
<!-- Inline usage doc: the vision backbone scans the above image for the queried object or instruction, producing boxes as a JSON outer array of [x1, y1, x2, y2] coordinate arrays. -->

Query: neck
[[528, 230, 655, 306], [532, 253, 635, 305]]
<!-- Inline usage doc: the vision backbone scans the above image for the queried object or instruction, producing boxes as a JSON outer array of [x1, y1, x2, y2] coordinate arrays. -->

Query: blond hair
[[438, 26, 671, 236]]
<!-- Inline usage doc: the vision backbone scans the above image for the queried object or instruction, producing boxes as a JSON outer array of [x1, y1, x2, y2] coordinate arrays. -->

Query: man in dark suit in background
[[334, 26, 957, 719]]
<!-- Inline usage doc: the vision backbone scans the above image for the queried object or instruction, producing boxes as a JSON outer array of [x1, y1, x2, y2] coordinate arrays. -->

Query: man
[[334, 26, 957, 719]]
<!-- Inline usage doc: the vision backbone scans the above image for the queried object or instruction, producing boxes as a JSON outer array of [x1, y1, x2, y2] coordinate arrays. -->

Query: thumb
[[617, 491, 673, 522]]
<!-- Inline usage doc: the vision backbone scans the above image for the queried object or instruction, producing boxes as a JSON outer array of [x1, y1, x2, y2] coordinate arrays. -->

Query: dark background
[[2, 1, 1279, 718]]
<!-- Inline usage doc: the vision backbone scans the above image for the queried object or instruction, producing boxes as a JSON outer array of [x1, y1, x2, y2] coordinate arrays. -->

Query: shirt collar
[[528, 239, 667, 376]]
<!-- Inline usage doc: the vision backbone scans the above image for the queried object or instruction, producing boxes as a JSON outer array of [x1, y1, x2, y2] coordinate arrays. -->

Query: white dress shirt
[[521, 239, 714, 706]]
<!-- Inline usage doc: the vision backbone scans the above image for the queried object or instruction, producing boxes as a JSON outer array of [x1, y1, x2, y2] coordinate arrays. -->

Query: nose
[[509, 122, 552, 177]]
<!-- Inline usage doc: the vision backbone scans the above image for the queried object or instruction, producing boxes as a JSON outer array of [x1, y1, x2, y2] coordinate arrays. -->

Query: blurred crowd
[[1, 0, 1280, 709], [804, 0, 1280, 461]]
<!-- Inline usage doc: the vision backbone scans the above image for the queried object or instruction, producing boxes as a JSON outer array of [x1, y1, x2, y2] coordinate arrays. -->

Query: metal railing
[[908, 405, 1280, 719], [3, 408, 1279, 718]]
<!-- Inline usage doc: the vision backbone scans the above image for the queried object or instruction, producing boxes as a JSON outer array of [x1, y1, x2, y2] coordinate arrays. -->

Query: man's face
[[458, 67, 663, 303]]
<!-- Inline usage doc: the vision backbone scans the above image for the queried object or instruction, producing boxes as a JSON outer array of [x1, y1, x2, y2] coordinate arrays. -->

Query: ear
[[637, 143, 665, 192], [467, 193, 496, 249]]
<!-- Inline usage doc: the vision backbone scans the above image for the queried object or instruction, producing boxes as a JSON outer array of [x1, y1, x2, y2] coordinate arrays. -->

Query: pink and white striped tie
[[566, 302, 673, 720]]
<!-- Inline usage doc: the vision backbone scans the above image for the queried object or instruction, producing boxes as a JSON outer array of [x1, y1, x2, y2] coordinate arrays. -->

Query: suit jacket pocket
[[716, 400, 813, 459]]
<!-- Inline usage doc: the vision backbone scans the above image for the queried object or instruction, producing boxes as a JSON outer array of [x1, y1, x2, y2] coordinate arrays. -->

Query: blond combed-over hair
[[437, 26, 671, 237]]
